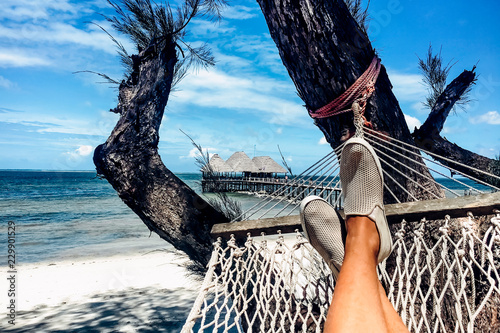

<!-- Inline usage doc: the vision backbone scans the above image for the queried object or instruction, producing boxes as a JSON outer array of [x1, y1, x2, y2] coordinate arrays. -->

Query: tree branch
[[413, 67, 500, 187], [416, 68, 476, 135]]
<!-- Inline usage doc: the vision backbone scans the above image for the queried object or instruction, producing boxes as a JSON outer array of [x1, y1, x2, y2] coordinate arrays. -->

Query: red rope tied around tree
[[308, 56, 381, 128]]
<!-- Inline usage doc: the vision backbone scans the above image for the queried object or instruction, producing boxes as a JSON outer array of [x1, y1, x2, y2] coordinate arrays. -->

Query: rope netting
[[182, 58, 500, 332], [182, 213, 500, 333]]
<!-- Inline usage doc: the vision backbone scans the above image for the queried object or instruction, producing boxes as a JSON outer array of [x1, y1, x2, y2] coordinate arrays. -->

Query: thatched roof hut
[[252, 156, 287, 174], [225, 151, 258, 173], [201, 154, 232, 173]]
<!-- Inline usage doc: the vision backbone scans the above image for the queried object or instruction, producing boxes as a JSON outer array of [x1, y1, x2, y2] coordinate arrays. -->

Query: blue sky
[[0, 0, 499, 173]]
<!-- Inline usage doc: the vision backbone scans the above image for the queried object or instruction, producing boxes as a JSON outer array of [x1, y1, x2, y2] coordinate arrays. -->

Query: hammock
[[181, 125, 500, 332], [182, 217, 500, 333], [181, 58, 500, 332]]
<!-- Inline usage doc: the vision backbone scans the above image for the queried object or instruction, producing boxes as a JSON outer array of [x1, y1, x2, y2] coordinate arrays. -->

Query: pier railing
[[201, 176, 342, 208]]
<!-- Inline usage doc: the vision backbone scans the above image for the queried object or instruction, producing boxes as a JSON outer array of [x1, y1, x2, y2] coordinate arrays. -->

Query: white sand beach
[[1, 248, 201, 332]]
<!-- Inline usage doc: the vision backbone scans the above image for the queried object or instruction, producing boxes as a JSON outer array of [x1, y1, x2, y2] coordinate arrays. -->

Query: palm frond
[[171, 58, 189, 90], [180, 129, 243, 222], [98, 0, 225, 87], [73, 70, 121, 86], [418, 45, 454, 110], [277, 145, 293, 177], [172, 0, 201, 34], [345, 0, 370, 34], [180, 41, 216, 70], [89, 22, 133, 76], [200, 0, 228, 22], [106, 0, 157, 50]]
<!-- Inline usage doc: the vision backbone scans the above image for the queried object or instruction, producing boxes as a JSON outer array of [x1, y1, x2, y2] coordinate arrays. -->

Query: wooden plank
[[211, 191, 500, 238]]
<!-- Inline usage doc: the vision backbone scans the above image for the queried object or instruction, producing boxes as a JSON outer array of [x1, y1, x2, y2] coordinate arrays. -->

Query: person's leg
[[378, 282, 410, 333], [325, 137, 409, 332], [302, 137, 410, 332], [323, 215, 388, 332]]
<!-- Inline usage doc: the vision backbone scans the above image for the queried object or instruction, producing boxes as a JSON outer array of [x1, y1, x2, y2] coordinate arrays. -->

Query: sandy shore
[[0, 249, 201, 332]]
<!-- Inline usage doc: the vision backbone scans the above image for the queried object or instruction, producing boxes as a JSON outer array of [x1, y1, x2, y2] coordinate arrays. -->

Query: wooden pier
[[202, 176, 342, 207]]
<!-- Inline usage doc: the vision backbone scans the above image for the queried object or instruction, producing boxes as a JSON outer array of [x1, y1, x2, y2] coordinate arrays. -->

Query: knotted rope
[[308, 56, 381, 127]]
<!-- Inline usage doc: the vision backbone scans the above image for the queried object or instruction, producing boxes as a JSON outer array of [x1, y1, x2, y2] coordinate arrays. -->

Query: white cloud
[[75, 145, 93, 156], [386, 70, 426, 102], [469, 111, 500, 125], [180, 147, 217, 159], [0, 50, 51, 67], [0, 0, 83, 21], [0, 76, 14, 88], [410, 101, 430, 115], [0, 22, 118, 55], [190, 19, 236, 38], [228, 34, 284, 73], [173, 69, 308, 127], [319, 137, 328, 145], [0, 109, 118, 136], [0, 1, 129, 70], [404, 114, 422, 131], [222, 5, 260, 20], [64, 145, 94, 163]]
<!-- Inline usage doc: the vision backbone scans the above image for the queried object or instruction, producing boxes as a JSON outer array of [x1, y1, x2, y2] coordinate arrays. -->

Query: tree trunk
[[256, 0, 444, 202], [93, 40, 228, 267], [412, 68, 500, 188]]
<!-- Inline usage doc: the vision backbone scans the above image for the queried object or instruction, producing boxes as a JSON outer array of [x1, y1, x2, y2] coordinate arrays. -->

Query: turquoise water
[[0, 171, 203, 264]]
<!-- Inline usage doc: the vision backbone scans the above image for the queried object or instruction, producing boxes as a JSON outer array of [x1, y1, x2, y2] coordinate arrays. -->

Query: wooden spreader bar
[[211, 191, 500, 238]]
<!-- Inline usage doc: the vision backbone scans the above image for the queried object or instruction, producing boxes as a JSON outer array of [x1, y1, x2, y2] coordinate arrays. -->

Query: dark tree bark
[[256, 0, 444, 203], [413, 68, 500, 188], [93, 40, 228, 267]]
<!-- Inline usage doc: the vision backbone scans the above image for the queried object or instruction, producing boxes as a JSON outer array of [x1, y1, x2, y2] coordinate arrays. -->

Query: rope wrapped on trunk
[[308, 56, 381, 128]]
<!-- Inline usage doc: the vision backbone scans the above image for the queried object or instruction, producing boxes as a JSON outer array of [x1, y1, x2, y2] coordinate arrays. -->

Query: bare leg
[[378, 282, 410, 333], [323, 215, 410, 333], [316, 137, 409, 332], [324, 216, 388, 332]]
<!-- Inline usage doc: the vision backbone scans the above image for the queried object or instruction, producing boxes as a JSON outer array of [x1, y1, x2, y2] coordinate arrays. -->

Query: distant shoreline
[[0, 169, 203, 174], [0, 169, 481, 181]]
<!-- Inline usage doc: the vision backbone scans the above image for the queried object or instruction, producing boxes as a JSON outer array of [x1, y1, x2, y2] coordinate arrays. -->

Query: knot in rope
[[492, 210, 500, 228], [308, 56, 381, 124]]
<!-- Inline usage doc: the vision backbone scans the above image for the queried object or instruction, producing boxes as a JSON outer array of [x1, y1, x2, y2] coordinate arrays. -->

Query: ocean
[[0, 170, 493, 265], [0, 170, 198, 264], [0, 170, 292, 265]]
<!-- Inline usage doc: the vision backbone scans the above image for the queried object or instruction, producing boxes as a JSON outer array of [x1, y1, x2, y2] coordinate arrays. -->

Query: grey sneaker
[[300, 196, 346, 279], [340, 137, 393, 263]]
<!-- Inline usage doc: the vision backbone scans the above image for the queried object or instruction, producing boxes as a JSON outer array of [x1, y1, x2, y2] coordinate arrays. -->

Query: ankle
[[345, 216, 380, 258]]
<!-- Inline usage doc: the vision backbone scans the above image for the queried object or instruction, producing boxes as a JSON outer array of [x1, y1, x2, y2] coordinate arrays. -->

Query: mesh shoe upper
[[300, 196, 345, 278], [339, 137, 393, 263], [340, 138, 384, 216]]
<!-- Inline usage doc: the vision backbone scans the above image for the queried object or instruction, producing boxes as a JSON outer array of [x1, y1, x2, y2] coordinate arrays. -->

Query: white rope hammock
[[182, 214, 500, 332], [182, 122, 500, 332]]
